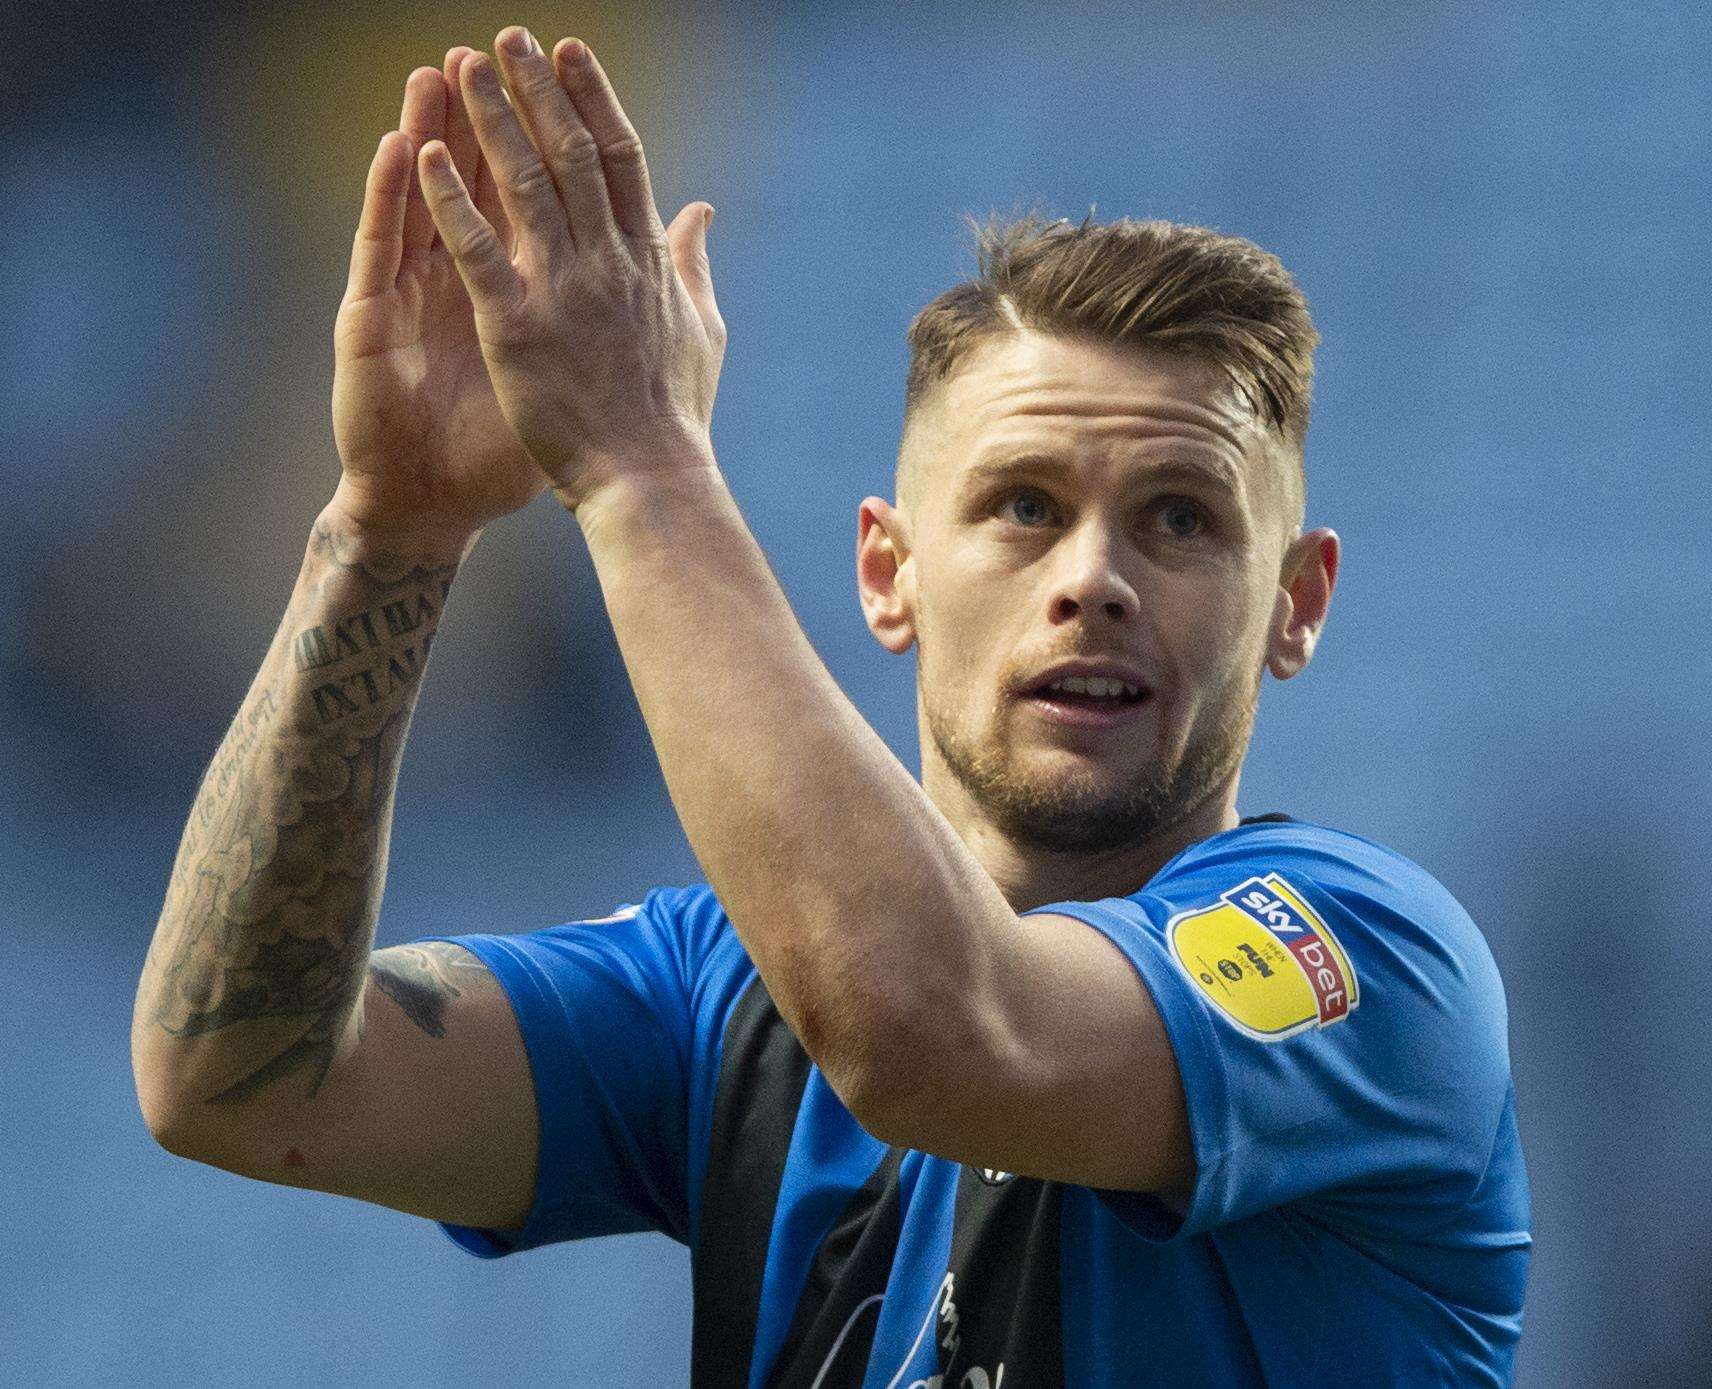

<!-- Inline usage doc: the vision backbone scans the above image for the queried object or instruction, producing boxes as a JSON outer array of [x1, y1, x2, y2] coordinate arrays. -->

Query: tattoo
[[141, 519, 462, 1105], [296, 578, 449, 727], [368, 942, 491, 1039], [293, 589, 445, 671]]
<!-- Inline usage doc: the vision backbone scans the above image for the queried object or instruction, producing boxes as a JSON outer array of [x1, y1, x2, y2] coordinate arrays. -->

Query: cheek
[[917, 604, 1013, 726], [1156, 579, 1253, 683], [917, 559, 1001, 662]]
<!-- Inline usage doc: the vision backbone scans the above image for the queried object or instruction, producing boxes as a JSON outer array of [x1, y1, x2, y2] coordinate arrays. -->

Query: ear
[[857, 496, 917, 654], [1266, 527, 1340, 680]]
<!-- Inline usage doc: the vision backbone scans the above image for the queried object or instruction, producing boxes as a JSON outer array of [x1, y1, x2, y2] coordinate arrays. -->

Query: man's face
[[878, 331, 1302, 855]]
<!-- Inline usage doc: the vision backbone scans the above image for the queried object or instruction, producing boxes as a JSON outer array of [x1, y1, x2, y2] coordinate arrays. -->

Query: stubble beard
[[925, 663, 1260, 856]]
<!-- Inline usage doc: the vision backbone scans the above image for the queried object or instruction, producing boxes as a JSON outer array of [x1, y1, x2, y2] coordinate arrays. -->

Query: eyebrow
[[958, 451, 1245, 500]]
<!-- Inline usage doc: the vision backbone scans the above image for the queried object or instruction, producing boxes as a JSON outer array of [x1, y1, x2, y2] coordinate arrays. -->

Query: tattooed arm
[[133, 511, 460, 1120], [131, 509, 539, 1230], [128, 58, 555, 1228]]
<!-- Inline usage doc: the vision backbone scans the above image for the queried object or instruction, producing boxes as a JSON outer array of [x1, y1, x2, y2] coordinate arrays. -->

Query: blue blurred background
[[4, 0, 1708, 1383]]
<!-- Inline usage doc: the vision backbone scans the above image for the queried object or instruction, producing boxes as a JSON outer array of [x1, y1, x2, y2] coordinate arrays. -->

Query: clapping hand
[[330, 48, 553, 549], [415, 27, 725, 515]]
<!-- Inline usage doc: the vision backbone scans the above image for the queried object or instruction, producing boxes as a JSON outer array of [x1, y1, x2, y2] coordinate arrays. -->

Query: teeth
[[1047, 675, 1142, 699]]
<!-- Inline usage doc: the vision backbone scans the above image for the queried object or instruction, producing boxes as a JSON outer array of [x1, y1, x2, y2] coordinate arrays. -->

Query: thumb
[[667, 201, 724, 345]]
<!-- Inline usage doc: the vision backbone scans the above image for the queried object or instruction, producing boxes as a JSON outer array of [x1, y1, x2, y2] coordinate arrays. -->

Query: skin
[[134, 50, 542, 1138], [859, 331, 1339, 910], [138, 23, 1338, 1203], [397, 30, 1346, 1190]]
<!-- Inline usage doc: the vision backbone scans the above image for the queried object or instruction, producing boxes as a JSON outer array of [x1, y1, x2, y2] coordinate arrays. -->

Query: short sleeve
[[1029, 823, 1515, 1244], [413, 885, 715, 1257]]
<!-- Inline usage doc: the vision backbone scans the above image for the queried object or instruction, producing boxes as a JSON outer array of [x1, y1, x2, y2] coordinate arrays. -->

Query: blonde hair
[[900, 211, 1319, 517]]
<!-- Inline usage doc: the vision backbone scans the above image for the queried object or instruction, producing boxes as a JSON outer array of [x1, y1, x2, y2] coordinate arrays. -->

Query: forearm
[[577, 466, 1013, 1113], [132, 506, 472, 1143]]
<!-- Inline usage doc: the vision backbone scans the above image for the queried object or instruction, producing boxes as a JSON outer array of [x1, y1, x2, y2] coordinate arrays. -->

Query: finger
[[440, 48, 482, 184], [398, 67, 448, 259], [437, 48, 482, 255], [346, 131, 412, 300], [417, 140, 525, 313], [496, 27, 621, 253], [472, 146, 513, 254], [667, 202, 725, 345], [446, 47, 514, 253], [553, 38, 665, 242], [459, 50, 570, 258]]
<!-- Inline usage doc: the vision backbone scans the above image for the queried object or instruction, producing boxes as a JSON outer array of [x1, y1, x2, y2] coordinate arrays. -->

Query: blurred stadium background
[[3, 0, 1708, 1383]]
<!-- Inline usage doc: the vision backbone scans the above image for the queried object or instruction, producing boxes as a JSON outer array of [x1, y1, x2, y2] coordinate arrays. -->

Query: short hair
[[899, 211, 1319, 521]]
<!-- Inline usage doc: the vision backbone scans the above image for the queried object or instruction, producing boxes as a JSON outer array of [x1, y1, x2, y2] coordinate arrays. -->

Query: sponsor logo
[[1165, 872, 1359, 1041], [873, 1271, 1006, 1389]]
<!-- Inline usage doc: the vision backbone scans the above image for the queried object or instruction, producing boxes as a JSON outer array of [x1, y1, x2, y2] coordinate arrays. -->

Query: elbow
[[132, 1045, 187, 1152], [133, 1033, 201, 1158], [789, 986, 928, 1142], [138, 1098, 263, 1176], [130, 1014, 249, 1169], [134, 1075, 208, 1162], [137, 1093, 207, 1164], [786, 956, 992, 1148], [834, 1002, 970, 1149], [132, 1066, 249, 1172]]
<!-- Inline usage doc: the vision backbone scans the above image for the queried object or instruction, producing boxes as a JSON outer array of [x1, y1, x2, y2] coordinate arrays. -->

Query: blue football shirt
[[415, 815, 1530, 1386]]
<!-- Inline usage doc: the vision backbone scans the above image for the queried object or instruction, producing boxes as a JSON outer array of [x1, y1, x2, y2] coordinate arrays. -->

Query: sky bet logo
[[1220, 877, 1354, 1024]]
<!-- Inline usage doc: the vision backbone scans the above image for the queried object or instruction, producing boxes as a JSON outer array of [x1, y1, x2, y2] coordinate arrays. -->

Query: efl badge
[[1166, 874, 1359, 1041]]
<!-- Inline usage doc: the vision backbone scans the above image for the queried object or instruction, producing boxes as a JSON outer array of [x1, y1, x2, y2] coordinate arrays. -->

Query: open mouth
[[1021, 674, 1153, 727], [1031, 674, 1148, 706]]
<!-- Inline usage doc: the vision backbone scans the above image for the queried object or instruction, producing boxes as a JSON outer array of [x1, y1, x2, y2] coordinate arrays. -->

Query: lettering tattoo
[[141, 520, 463, 1106]]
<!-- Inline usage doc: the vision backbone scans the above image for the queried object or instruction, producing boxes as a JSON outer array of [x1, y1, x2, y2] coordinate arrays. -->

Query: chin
[[995, 794, 1165, 856], [973, 759, 1172, 855], [1015, 744, 1155, 797], [927, 697, 1220, 854]]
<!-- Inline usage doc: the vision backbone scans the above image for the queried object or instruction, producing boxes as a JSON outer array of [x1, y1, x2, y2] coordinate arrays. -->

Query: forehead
[[915, 330, 1277, 506]]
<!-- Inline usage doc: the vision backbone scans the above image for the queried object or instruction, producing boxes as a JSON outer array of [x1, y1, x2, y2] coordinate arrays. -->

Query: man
[[132, 26, 1530, 1386]]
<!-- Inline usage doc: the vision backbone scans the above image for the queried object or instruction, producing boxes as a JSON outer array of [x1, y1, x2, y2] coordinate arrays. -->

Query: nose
[[1046, 522, 1140, 626]]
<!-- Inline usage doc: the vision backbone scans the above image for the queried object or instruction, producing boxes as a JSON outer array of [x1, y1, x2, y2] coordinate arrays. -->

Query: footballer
[[133, 26, 1530, 1386]]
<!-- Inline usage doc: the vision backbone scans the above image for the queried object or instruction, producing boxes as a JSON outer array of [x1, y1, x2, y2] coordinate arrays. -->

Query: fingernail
[[503, 28, 533, 57], [704, 207, 716, 232]]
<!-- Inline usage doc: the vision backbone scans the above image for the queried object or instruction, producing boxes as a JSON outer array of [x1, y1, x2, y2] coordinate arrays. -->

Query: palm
[[329, 56, 546, 538], [333, 245, 543, 530]]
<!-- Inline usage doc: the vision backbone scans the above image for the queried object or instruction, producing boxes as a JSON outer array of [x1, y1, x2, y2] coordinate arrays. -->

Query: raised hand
[[414, 27, 726, 513], [329, 49, 547, 546]]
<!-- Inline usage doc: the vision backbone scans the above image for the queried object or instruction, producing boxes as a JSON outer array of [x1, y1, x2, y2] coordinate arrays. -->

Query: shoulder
[[1156, 817, 1498, 985], [633, 884, 758, 1023], [1160, 816, 1466, 912], [1141, 815, 1511, 1081], [464, 884, 744, 1020]]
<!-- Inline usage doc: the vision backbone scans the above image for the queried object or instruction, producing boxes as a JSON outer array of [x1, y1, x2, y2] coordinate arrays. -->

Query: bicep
[[865, 912, 1194, 1195], [223, 941, 540, 1232]]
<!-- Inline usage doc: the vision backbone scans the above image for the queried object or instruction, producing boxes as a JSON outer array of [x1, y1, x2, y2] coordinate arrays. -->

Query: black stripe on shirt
[[762, 1145, 907, 1389], [935, 1169, 1065, 1387], [692, 974, 814, 1388]]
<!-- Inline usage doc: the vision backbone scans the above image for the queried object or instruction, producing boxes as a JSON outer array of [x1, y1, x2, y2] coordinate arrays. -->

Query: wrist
[[568, 456, 731, 550], [320, 485, 485, 566], [562, 431, 723, 521], [551, 422, 719, 513]]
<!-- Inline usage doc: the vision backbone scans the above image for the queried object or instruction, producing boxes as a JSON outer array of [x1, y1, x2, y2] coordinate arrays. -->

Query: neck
[[924, 762, 1244, 913]]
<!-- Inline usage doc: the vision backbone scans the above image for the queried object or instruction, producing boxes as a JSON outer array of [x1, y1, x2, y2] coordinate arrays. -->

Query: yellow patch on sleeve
[[1166, 873, 1359, 1042]]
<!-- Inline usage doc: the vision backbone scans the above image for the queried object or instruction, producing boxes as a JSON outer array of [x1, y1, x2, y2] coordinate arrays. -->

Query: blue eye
[[1159, 499, 1205, 538], [1000, 490, 1055, 526]]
